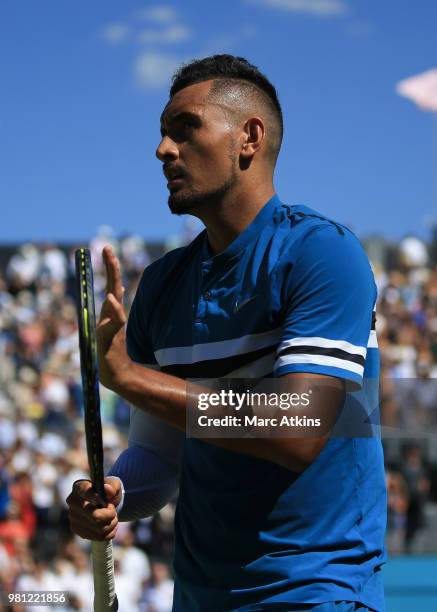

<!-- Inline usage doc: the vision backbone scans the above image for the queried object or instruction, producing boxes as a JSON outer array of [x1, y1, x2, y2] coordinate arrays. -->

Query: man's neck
[[198, 182, 275, 255]]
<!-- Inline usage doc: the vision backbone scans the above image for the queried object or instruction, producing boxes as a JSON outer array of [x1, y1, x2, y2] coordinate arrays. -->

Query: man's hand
[[66, 478, 121, 541], [97, 246, 132, 391]]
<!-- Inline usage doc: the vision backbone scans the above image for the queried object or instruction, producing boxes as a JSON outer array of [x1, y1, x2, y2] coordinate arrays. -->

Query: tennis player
[[67, 55, 386, 612]]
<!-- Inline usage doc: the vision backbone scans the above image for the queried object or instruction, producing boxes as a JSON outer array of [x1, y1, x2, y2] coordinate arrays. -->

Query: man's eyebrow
[[160, 110, 202, 133]]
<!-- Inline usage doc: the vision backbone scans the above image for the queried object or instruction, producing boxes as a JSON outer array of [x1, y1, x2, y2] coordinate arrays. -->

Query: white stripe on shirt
[[274, 353, 364, 376], [367, 330, 378, 348], [155, 328, 282, 366], [277, 336, 367, 357]]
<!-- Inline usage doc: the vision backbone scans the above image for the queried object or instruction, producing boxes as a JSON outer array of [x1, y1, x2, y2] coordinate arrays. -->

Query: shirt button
[[204, 291, 212, 301]]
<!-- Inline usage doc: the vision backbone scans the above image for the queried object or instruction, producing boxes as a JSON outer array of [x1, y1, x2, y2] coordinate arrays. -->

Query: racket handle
[[91, 540, 118, 611]]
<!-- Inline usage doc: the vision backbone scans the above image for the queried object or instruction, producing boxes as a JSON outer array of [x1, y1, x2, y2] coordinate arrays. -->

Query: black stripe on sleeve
[[160, 344, 277, 379], [277, 345, 365, 367]]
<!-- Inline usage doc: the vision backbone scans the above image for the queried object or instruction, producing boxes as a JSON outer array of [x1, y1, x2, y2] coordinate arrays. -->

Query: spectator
[[400, 443, 432, 549], [0, 501, 30, 556], [386, 467, 409, 554], [8, 472, 36, 540], [139, 560, 174, 612], [115, 523, 151, 589], [0, 452, 10, 519], [31, 449, 58, 528]]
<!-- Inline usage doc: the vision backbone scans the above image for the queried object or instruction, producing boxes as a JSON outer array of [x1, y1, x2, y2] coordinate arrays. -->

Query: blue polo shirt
[[126, 195, 386, 612]]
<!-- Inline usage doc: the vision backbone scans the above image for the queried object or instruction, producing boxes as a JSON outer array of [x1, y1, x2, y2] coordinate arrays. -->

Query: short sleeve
[[274, 224, 376, 389]]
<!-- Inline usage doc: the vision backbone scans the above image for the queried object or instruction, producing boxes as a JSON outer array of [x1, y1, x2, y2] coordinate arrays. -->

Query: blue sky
[[1, 0, 436, 243]]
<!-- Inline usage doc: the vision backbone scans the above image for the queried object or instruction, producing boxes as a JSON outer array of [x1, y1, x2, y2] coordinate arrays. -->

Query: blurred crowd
[[0, 228, 437, 610], [0, 231, 175, 611], [373, 235, 437, 554]]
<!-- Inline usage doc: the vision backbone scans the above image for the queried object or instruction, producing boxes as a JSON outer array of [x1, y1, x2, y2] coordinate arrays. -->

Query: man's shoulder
[[276, 201, 351, 237], [273, 201, 375, 297], [274, 201, 366, 260]]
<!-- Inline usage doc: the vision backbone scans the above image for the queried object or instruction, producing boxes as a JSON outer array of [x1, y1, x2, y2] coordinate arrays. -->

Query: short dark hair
[[170, 54, 283, 163]]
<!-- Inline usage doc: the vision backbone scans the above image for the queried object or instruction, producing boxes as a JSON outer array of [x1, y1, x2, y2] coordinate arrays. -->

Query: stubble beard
[[168, 175, 237, 216], [168, 149, 239, 216]]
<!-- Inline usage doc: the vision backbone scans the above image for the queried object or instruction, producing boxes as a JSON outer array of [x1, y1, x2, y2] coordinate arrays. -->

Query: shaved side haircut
[[170, 54, 283, 165]]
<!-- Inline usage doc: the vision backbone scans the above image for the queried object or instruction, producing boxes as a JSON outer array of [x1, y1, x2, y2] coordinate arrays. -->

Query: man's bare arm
[[97, 246, 344, 472]]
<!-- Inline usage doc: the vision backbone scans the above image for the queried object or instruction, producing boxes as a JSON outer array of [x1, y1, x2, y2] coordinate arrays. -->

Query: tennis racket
[[75, 248, 118, 612]]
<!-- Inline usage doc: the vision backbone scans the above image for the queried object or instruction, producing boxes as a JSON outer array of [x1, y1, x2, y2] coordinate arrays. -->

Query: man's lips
[[164, 168, 187, 189], [167, 176, 185, 189], [163, 166, 185, 181]]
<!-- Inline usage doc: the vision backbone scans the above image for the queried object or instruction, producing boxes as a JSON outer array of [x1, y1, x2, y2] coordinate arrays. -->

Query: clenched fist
[[66, 477, 122, 541]]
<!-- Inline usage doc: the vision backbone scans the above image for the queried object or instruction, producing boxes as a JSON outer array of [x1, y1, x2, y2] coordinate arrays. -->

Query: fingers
[[69, 503, 119, 541], [104, 477, 123, 506], [102, 246, 124, 303], [66, 480, 119, 541], [103, 246, 115, 296], [106, 293, 127, 325], [98, 293, 127, 333], [67, 479, 93, 503]]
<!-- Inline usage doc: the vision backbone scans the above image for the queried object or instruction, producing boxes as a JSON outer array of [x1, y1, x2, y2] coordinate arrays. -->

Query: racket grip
[[91, 540, 118, 611]]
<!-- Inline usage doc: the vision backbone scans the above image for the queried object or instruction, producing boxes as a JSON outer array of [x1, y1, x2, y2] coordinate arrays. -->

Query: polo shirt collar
[[201, 193, 281, 264]]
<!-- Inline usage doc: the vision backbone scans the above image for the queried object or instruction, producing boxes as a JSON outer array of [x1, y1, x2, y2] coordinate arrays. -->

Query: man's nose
[[156, 136, 179, 161]]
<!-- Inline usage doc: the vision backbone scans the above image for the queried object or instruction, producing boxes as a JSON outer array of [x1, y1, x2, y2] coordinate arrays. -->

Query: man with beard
[[67, 55, 386, 612]]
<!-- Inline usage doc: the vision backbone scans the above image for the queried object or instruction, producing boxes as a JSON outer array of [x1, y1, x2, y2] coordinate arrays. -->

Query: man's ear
[[240, 117, 266, 160]]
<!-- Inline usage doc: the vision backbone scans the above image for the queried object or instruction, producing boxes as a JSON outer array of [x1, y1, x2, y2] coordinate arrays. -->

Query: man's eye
[[165, 119, 197, 142], [172, 122, 195, 140]]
